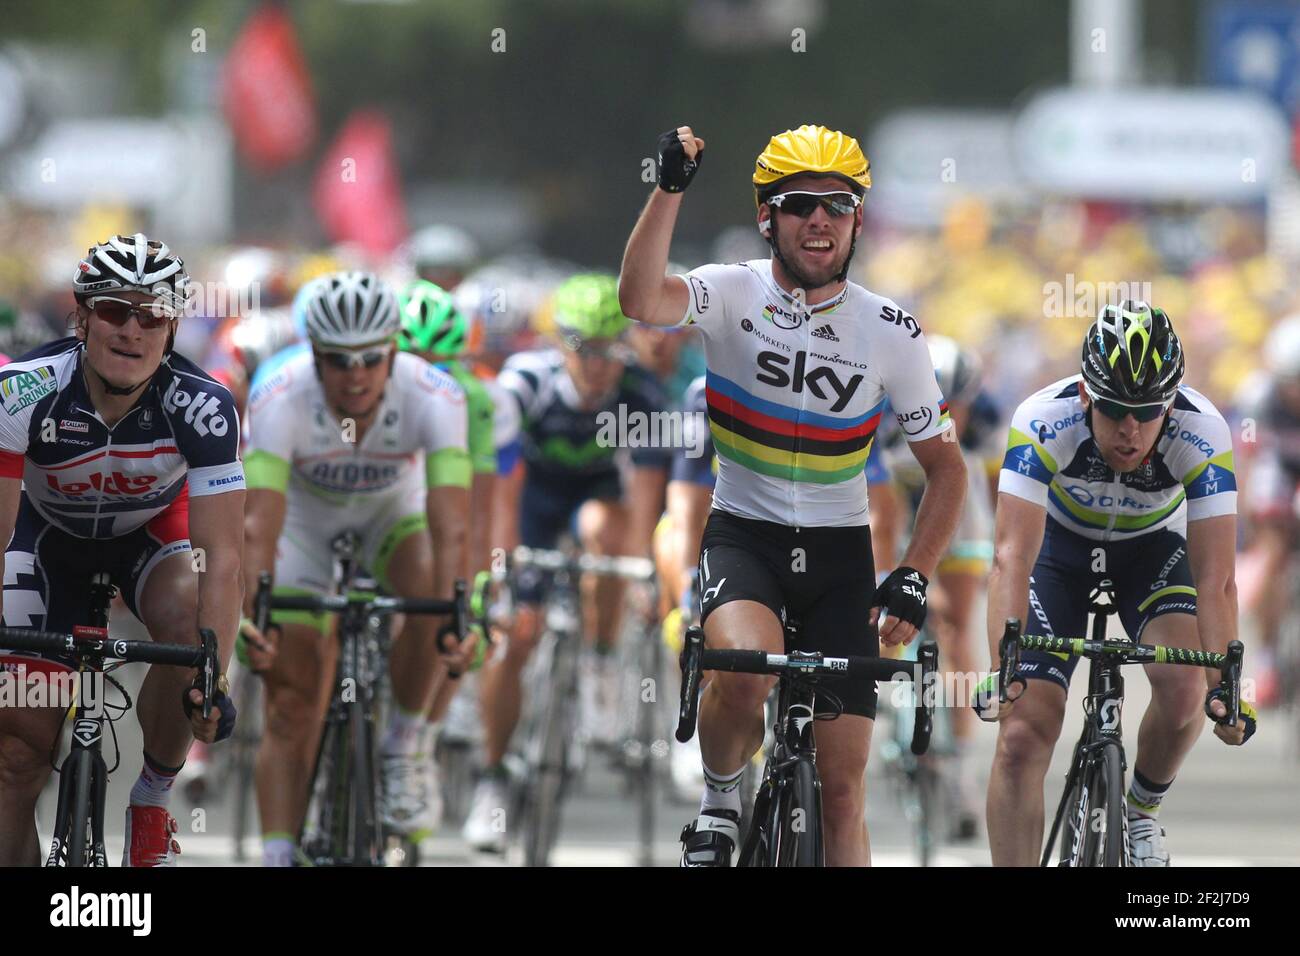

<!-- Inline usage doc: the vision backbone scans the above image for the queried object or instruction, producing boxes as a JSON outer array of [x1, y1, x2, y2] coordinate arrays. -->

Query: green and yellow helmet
[[1081, 301, 1185, 405], [396, 280, 472, 358], [549, 273, 629, 342]]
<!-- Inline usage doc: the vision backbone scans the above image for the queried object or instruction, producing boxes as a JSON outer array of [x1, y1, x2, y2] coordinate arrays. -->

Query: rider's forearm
[[619, 190, 682, 321], [240, 525, 280, 619], [897, 466, 966, 579], [428, 494, 469, 603], [627, 467, 667, 557], [469, 473, 495, 575], [984, 558, 1032, 669], [1194, 575, 1238, 661], [197, 548, 243, 663]]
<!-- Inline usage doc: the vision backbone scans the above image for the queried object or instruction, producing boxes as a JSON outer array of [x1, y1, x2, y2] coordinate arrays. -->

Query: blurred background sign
[[1013, 87, 1289, 201], [868, 111, 1020, 228], [1206, 0, 1300, 115], [3, 116, 232, 242]]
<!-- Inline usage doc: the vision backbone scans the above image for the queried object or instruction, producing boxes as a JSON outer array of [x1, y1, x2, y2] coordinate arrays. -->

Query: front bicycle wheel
[[230, 671, 262, 863], [776, 757, 822, 867], [65, 749, 95, 868], [521, 631, 577, 867], [1080, 744, 1126, 867]]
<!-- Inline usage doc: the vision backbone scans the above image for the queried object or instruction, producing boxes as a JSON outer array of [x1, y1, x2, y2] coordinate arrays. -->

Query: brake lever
[[199, 627, 218, 721], [1222, 640, 1244, 728], [999, 618, 1025, 704], [676, 625, 705, 743]]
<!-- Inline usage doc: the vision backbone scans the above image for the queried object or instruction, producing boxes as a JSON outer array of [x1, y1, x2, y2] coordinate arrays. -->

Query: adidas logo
[[810, 323, 839, 341]]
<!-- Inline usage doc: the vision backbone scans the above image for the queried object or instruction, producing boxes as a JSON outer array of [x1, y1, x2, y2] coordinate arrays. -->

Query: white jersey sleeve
[[1163, 386, 1237, 522], [869, 297, 951, 445], [997, 387, 1076, 507], [394, 353, 470, 485], [674, 263, 755, 333]]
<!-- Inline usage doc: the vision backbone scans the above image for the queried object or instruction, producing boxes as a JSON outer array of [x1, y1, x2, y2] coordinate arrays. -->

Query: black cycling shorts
[[1, 490, 192, 666], [697, 508, 879, 719], [1020, 517, 1197, 692]]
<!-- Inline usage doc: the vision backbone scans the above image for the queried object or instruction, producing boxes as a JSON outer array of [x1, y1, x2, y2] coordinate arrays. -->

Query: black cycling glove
[[657, 129, 703, 193], [182, 677, 237, 742], [870, 566, 929, 630], [1204, 686, 1257, 744]]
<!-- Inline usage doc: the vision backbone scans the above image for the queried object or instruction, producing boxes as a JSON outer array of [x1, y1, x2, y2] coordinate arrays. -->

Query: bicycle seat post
[[88, 571, 117, 630], [1088, 578, 1119, 643], [331, 531, 361, 597]]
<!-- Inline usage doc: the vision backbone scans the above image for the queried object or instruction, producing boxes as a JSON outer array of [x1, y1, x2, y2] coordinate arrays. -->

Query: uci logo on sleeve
[[1, 367, 57, 416]]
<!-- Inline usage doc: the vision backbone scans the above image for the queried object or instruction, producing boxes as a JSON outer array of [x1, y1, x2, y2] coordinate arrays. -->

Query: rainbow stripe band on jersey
[[705, 369, 892, 484]]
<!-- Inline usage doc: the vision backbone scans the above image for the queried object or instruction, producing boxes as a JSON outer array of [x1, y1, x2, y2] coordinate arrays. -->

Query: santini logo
[[49, 886, 151, 936]]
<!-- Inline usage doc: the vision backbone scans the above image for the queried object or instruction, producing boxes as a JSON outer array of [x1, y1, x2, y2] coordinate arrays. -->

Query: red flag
[[313, 110, 408, 258], [222, 3, 316, 172]]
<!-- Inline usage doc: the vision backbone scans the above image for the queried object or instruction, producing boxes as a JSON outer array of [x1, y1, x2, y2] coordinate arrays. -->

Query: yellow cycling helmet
[[752, 125, 872, 207]]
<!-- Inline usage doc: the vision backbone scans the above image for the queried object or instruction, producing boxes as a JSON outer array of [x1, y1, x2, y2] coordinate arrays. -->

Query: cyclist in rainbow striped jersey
[[619, 124, 968, 866]]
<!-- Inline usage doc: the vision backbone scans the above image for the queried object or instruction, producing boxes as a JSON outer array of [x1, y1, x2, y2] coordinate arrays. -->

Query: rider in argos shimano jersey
[[241, 272, 474, 865], [978, 302, 1255, 867], [0, 234, 245, 866], [619, 124, 967, 867]]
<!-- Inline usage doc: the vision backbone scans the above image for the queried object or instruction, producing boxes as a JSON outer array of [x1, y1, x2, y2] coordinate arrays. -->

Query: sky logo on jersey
[[754, 350, 863, 412], [879, 306, 920, 338], [162, 377, 229, 438], [1, 366, 56, 416]]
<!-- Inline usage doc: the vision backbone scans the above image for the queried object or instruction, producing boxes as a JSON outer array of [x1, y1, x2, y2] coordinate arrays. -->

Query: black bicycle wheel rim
[[66, 748, 94, 868], [1100, 745, 1125, 867], [524, 633, 574, 866], [916, 763, 938, 867], [789, 757, 822, 867], [1079, 746, 1125, 867]]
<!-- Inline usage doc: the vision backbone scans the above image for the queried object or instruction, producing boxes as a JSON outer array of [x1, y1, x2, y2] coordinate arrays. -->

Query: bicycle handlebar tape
[[700, 649, 770, 674]]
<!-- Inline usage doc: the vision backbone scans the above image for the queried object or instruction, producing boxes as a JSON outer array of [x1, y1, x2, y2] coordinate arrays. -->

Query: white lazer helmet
[[73, 233, 189, 311], [301, 271, 400, 347], [1266, 315, 1300, 381]]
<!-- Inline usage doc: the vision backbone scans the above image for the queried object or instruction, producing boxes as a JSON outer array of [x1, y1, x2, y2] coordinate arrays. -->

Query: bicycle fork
[[47, 717, 109, 867]]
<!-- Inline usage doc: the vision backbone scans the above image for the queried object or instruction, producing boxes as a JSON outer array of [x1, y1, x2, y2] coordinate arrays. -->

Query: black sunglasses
[[766, 191, 862, 219], [1092, 396, 1170, 423], [87, 296, 176, 331], [315, 345, 392, 370]]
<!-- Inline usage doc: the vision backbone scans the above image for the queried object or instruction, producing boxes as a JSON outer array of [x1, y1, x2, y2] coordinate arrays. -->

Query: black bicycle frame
[[1041, 594, 1128, 867], [736, 670, 822, 866], [0, 573, 216, 868]]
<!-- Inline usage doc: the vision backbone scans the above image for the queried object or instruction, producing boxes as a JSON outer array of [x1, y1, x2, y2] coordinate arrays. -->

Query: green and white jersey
[[999, 375, 1236, 540], [440, 361, 497, 476], [244, 350, 471, 502]]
